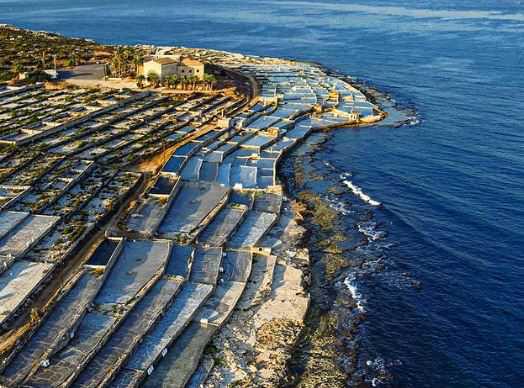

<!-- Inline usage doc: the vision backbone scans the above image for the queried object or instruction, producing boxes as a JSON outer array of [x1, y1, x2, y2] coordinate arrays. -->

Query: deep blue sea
[[1, 1, 523, 387]]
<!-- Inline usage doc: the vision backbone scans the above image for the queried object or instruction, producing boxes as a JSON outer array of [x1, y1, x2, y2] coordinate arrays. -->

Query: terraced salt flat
[[165, 245, 195, 279], [157, 181, 229, 238], [114, 282, 213, 386], [228, 211, 277, 249], [0, 269, 103, 386], [73, 277, 184, 388], [221, 251, 252, 283], [94, 240, 170, 307], [0, 50, 379, 387], [126, 196, 169, 237], [25, 311, 118, 387], [198, 205, 247, 247], [22, 239, 171, 387], [189, 247, 223, 286], [0, 214, 59, 258], [0, 211, 27, 241], [141, 322, 216, 388], [0, 261, 53, 326]]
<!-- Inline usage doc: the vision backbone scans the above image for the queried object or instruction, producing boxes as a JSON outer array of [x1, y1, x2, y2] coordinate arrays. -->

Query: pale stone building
[[142, 57, 205, 81]]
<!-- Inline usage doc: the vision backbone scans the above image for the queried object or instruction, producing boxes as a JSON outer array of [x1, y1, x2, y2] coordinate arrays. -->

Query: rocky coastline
[[201, 75, 394, 387]]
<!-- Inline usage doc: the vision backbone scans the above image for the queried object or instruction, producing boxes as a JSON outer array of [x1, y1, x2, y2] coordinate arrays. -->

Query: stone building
[[142, 56, 205, 81]]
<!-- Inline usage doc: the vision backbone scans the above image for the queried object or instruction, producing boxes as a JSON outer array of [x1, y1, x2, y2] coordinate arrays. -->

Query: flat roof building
[[143, 57, 205, 81]]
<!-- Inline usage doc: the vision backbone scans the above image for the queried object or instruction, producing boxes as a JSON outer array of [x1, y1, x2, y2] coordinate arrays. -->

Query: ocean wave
[[322, 160, 336, 170], [344, 274, 366, 312], [324, 195, 351, 216], [341, 175, 382, 207], [364, 357, 398, 387], [407, 115, 419, 126], [358, 221, 386, 241]]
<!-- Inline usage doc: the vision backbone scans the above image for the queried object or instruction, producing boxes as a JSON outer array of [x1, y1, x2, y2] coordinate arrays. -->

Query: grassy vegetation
[[0, 25, 112, 83], [1, 25, 221, 92]]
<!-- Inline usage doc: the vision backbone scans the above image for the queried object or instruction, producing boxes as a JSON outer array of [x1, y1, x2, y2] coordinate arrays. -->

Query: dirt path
[[134, 125, 215, 174]]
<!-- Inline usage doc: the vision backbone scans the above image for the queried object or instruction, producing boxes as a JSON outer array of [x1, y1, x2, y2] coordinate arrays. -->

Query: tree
[[179, 76, 188, 90], [11, 63, 23, 80], [39, 51, 46, 70], [133, 53, 144, 76], [136, 74, 145, 88], [0, 71, 11, 82], [204, 74, 217, 90], [121, 47, 132, 76], [27, 70, 51, 83], [190, 75, 199, 90], [66, 52, 77, 67], [165, 74, 178, 89], [147, 71, 160, 87], [110, 47, 145, 78], [111, 48, 123, 78]]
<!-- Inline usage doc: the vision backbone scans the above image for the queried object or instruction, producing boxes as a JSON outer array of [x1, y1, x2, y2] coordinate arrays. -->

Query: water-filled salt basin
[[0, 260, 53, 326], [158, 181, 229, 237]]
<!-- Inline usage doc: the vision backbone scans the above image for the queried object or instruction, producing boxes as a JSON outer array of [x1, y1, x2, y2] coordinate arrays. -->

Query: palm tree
[[39, 51, 46, 70], [122, 48, 133, 76], [111, 47, 128, 78], [204, 74, 217, 90], [133, 53, 144, 76], [67, 52, 77, 67], [165, 74, 178, 89], [136, 74, 145, 88], [190, 76, 199, 90], [110, 53, 120, 78], [147, 71, 160, 88], [179, 76, 188, 90], [184, 76, 192, 90], [11, 63, 23, 80]]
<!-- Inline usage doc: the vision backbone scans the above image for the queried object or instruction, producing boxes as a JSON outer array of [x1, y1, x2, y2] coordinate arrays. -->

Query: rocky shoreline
[[201, 197, 310, 387], [201, 81, 397, 387], [278, 81, 415, 387]]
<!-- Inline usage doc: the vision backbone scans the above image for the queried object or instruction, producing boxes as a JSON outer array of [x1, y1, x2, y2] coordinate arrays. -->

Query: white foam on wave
[[365, 357, 399, 387], [325, 195, 351, 216], [344, 274, 365, 312], [358, 221, 385, 241], [408, 115, 420, 126], [323, 160, 335, 170], [341, 177, 382, 207]]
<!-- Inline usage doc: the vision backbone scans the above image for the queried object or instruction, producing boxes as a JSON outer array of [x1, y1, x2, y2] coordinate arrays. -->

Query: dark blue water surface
[[2, 1, 523, 387]]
